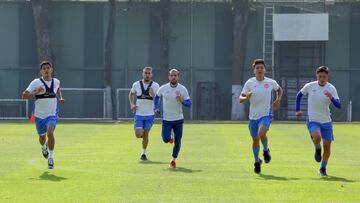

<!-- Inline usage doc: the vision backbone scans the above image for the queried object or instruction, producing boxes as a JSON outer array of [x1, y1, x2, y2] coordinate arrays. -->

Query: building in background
[[0, 0, 358, 121]]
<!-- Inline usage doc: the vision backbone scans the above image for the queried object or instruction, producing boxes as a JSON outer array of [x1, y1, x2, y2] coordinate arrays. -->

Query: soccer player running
[[154, 69, 192, 168], [129, 67, 160, 161], [240, 59, 283, 174], [22, 61, 65, 169], [295, 66, 341, 177]]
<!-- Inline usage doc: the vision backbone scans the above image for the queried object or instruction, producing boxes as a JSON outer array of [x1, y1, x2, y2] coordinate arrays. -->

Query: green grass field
[[0, 122, 359, 203]]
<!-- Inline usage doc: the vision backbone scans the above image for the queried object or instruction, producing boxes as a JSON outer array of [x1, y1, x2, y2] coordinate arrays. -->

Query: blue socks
[[321, 161, 327, 169], [253, 146, 260, 163], [261, 139, 269, 151], [315, 144, 321, 150]]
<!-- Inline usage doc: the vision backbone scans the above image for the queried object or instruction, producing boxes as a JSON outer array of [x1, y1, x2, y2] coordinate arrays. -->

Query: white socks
[[42, 141, 47, 150], [48, 150, 54, 159], [172, 157, 177, 162], [142, 148, 146, 155]]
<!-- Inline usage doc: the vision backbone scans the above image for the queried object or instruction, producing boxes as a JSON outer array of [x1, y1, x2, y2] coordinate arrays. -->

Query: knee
[[258, 129, 267, 138], [135, 130, 144, 138], [163, 136, 170, 143], [312, 134, 321, 143], [47, 131, 54, 138], [39, 135, 46, 142], [253, 136, 260, 143]]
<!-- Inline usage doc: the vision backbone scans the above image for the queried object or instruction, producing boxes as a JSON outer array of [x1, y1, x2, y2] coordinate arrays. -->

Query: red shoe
[[169, 160, 176, 168], [169, 137, 174, 144]]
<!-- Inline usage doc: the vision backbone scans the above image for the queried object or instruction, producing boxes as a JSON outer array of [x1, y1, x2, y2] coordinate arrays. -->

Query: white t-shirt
[[26, 78, 60, 119], [241, 77, 280, 120], [156, 83, 190, 121], [300, 81, 339, 123], [131, 80, 160, 116]]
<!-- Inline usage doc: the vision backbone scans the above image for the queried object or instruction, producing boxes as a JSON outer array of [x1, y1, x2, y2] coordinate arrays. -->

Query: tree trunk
[[31, 0, 52, 63], [231, 0, 249, 120], [232, 0, 249, 85], [104, 0, 116, 119], [159, 0, 170, 84]]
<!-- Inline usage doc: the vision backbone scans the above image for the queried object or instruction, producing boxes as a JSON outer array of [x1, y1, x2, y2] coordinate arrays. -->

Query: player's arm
[[177, 88, 192, 108], [154, 86, 162, 114], [128, 91, 137, 112], [56, 88, 65, 104], [22, 86, 44, 100], [154, 94, 161, 115], [295, 91, 304, 118], [295, 83, 310, 118], [239, 92, 252, 103], [182, 98, 192, 107], [330, 98, 341, 109], [324, 90, 341, 109], [272, 86, 283, 110], [22, 90, 34, 100], [239, 81, 252, 103]]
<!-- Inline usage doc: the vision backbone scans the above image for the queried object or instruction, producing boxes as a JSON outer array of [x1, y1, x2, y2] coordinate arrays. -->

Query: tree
[[231, 0, 250, 120], [104, 0, 116, 119], [232, 0, 249, 85], [159, 0, 171, 84], [31, 0, 52, 63]]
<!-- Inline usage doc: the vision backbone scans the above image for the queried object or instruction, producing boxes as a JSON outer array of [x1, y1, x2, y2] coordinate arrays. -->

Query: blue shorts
[[35, 116, 58, 136], [307, 120, 334, 141], [134, 115, 155, 130], [248, 116, 272, 138]]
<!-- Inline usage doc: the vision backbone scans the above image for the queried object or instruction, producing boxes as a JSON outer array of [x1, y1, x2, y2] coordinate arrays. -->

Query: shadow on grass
[[138, 160, 167, 165], [37, 172, 68, 182], [316, 175, 357, 183], [258, 173, 300, 181], [166, 167, 202, 173]]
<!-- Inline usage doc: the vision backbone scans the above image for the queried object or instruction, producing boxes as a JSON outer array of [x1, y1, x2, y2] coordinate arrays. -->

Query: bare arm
[[22, 90, 34, 100], [275, 87, 283, 101], [22, 87, 44, 100], [56, 88, 65, 104], [128, 91, 137, 112], [272, 87, 283, 110], [239, 92, 252, 103]]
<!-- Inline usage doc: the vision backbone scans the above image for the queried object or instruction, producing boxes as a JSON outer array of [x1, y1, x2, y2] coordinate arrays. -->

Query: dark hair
[[252, 59, 266, 69], [40, 61, 53, 69], [316, 66, 329, 74]]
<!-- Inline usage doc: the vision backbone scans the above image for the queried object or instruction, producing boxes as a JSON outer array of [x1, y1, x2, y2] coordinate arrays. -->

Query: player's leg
[[307, 121, 322, 163], [35, 117, 48, 159], [135, 128, 144, 138], [140, 130, 149, 161], [169, 119, 184, 168], [39, 134, 46, 146], [319, 123, 334, 176], [249, 120, 262, 173], [320, 140, 331, 176], [142, 130, 149, 150], [172, 120, 183, 159], [134, 116, 144, 138], [162, 120, 172, 143], [258, 116, 272, 163], [140, 116, 154, 161], [46, 116, 57, 169]]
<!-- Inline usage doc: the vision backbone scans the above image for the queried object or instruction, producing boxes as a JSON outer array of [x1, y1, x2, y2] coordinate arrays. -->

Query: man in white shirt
[[296, 66, 341, 177], [22, 61, 65, 169], [240, 59, 283, 174], [154, 69, 192, 168], [129, 67, 160, 161]]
